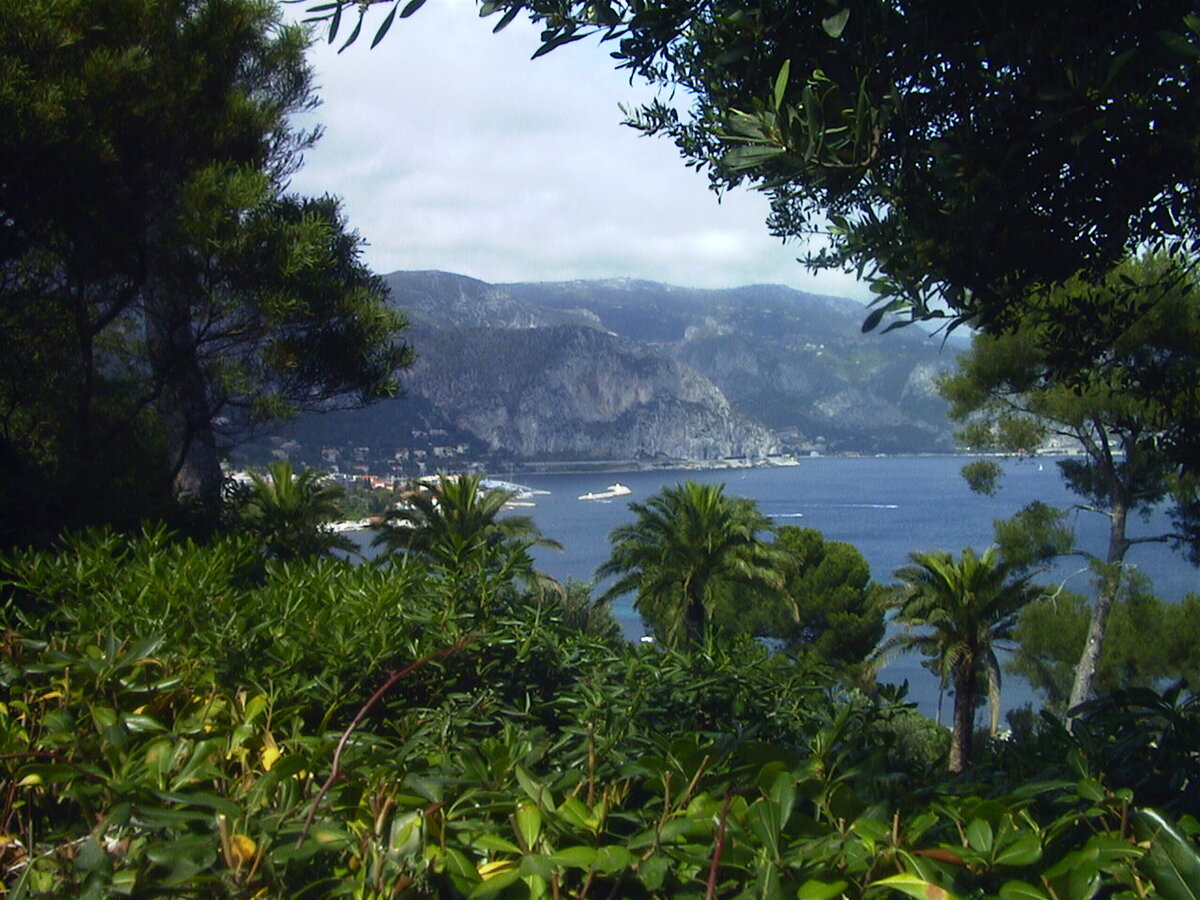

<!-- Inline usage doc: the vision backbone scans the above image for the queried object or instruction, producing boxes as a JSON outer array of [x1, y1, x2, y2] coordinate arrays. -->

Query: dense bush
[[1, 530, 1197, 898]]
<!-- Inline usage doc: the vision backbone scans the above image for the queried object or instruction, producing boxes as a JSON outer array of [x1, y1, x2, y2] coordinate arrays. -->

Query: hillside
[[262, 272, 961, 472]]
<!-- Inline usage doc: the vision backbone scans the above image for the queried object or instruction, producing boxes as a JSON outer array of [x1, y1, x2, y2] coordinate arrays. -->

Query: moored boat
[[578, 483, 633, 501]]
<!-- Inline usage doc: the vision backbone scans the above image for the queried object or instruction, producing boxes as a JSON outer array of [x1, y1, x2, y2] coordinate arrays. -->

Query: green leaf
[[594, 845, 634, 875], [638, 854, 669, 890], [491, 6, 521, 33], [1000, 881, 1051, 900], [549, 846, 597, 869], [996, 834, 1043, 867], [967, 819, 994, 854], [870, 873, 959, 900], [370, 3, 398, 47], [774, 60, 792, 111], [747, 798, 783, 858], [1136, 809, 1200, 900], [520, 852, 554, 880], [122, 713, 165, 733], [556, 796, 591, 828], [400, 0, 427, 18], [515, 800, 543, 849], [474, 833, 523, 855], [798, 878, 849, 900], [469, 867, 522, 898], [513, 764, 548, 805], [862, 306, 886, 332], [822, 9, 850, 39]]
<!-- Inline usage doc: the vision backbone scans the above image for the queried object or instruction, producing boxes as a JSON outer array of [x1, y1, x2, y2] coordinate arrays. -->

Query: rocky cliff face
[[275, 271, 959, 465], [502, 277, 961, 454], [404, 324, 776, 460]]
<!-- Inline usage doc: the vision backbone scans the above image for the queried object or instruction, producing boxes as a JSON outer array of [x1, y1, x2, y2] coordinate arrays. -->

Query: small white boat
[[578, 483, 633, 501]]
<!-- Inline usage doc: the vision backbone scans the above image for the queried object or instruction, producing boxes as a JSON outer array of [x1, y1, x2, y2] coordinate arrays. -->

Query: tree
[[314, 0, 1200, 474], [938, 254, 1200, 712], [0, 0, 412, 537], [373, 473, 561, 608], [1010, 582, 1200, 712], [713, 525, 885, 673], [227, 460, 355, 560], [880, 546, 1044, 773], [597, 481, 782, 647]]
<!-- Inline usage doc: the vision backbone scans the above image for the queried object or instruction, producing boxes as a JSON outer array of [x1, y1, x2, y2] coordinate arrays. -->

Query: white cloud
[[285, 1, 871, 301]]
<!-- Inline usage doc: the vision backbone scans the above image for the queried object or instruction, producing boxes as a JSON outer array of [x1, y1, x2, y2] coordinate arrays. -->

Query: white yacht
[[578, 483, 633, 501]]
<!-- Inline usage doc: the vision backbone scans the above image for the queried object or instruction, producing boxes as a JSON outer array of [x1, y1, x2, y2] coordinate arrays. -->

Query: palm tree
[[879, 546, 1044, 773], [597, 481, 783, 648], [373, 474, 561, 607], [232, 460, 354, 560]]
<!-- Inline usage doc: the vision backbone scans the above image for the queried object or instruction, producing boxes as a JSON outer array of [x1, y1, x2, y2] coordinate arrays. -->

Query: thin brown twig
[[297, 634, 477, 846], [705, 793, 733, 900]]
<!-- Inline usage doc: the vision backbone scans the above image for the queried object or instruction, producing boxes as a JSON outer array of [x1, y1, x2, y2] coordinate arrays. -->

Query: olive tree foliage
[[937, 254, 1200, 713], [310, 0, 1200, 474], [0, 0, 413, 541]]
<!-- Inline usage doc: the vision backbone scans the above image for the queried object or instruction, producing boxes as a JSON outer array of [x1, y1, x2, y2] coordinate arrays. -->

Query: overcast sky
[[284, 0, 870, 301]]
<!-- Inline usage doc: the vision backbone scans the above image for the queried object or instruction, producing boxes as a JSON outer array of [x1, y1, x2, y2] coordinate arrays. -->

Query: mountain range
[[264, 271, 963, 471]]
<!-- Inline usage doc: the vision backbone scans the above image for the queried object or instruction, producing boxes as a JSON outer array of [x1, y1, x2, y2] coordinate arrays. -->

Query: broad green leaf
[[822, 9, 850, 38], [520, 853, 554, 880], [1136, 809, 1200, 900], [1000, 881, 1051, 900], [638, 855, 669, 890], [388, 810, 423, 858], [747, 798, 783, 858], [515, 800, 542, 850], [513, 764, 548, 806], [169, 737, 223, 790], [996, 834, 1043, 867], [122, 713, 165, 733], [556, 795, 591, 828], [469, 866, 521, 898], [870, 873, 959, 900], [594, 845, 634, 875], [798, 878, 849, 900], [967, 819, 994, 854], [473, 833, 522, 855], [549, 846, 596, 869]]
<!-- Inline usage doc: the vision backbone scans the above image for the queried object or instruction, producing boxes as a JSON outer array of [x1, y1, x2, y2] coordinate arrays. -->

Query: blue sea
[[350, 456, 1198, 722], [506, 456, 1199, 721]]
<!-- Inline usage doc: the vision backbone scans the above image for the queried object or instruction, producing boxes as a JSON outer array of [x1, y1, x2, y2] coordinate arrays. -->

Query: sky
[[284, 0, 871, 301]]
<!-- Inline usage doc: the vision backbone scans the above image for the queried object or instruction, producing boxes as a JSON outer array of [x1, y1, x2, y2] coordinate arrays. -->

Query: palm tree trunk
[[949, 665, 976, 774]]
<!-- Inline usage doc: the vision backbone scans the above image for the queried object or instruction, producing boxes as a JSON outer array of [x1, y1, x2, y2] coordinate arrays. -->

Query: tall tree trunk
[[949, 665, 976, 774], [145, 294, 222, 533], [1067, 501, 1130, 713]]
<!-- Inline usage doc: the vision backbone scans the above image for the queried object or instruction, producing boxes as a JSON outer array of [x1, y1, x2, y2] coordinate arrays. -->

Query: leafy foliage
[[226, 460, 356, 560], [0, 0, 412, 538], [939, 255, 1200, 710], [2, 529, 1199, 897], [881, 547, 1045, 772], [712, 525, 886, 674], [597, 481, 782, 647], [373, 473, 562, 611], [1010, 584, 1200, 712]]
